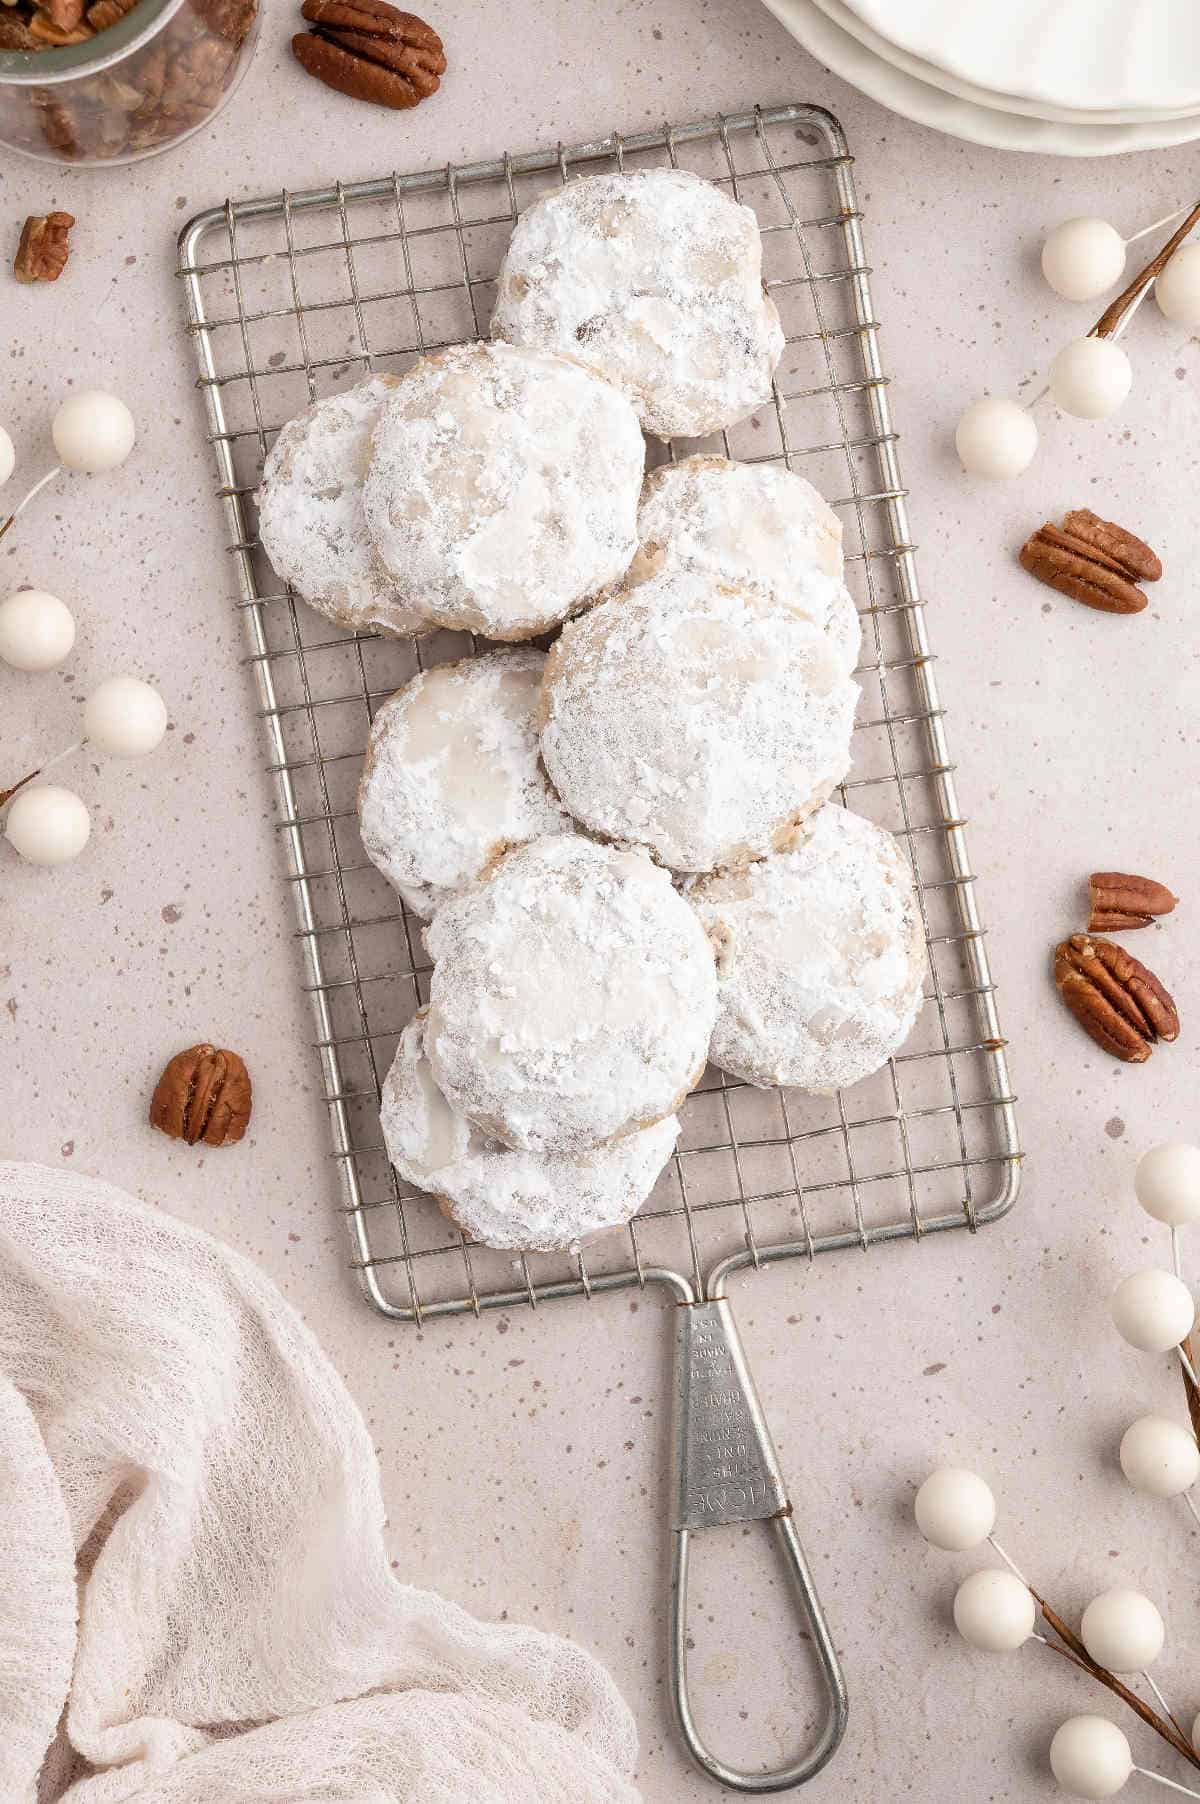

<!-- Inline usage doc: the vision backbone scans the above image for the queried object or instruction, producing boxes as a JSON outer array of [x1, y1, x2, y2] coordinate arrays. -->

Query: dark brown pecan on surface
[[1054, 932, 1179, 1063], [150, 1043, 253, 1147], [1063, 509, 1162, 585], [292, 0, 445, 108], [86, 0, 139, 28], [1020, 526, 1147, 614], [14, 211, 75, 283], [1088, 870, 1178, 933]]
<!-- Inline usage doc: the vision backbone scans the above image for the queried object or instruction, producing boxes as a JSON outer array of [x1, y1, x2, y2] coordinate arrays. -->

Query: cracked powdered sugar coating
[[539, 567, 860, 874], [491, 169, 784, 439], [688, 805, 927, 1091], [361, 341, 645, 640], [381, 1010, 680, 1251], [357, 649, 575, 919], [256, 375, 429, 637], [424, 835, 718, 1155], [628, 455, 861, 678]]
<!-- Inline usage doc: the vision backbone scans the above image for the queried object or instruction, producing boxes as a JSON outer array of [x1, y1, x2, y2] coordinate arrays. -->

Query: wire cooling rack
[[177, 102, 1021, 1326]]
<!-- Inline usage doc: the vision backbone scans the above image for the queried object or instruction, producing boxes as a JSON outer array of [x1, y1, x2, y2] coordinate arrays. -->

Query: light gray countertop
[[3, 2, 1199, 1797]]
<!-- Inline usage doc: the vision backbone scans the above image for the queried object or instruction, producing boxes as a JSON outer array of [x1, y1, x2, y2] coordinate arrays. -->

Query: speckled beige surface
[[3, 4, 1200, 1798]]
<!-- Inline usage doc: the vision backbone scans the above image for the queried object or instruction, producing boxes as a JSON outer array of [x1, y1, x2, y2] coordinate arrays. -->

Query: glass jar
[[0, 0, 258, 164]]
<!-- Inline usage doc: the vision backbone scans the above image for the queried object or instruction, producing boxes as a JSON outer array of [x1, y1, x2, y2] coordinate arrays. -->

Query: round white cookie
[[424, 835, 718, 1155], [688, 805, 926, 1092], [382, 1010, 679, 1252], [539, 568, 859, 874], [358, 649, 574, 919], [491, 169, 784, 439], [361, 341, 644, 640], [629, 455, 860, 677], [256, 375, 429, 637]]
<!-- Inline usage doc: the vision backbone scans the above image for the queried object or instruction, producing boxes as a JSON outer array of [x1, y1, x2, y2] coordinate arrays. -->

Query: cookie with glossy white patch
[[539, 568, 859, 874], [629, 455, 860, 676], [361, 341, 644, 640], [688, 805, 926, 1091], [358, 649, 574, 919], [424, 835, 718, 1154], [381, 1010, 679, 1251], [492, 169, 784, 439], [256, 375, 429, 637]]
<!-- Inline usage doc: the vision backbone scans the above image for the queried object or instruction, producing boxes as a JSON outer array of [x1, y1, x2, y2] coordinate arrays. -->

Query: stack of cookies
[[256, 167, 927, 1253]]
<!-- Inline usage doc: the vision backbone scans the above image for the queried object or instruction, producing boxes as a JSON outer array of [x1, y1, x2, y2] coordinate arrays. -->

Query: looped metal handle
[[667, 1294, 848, 1792]]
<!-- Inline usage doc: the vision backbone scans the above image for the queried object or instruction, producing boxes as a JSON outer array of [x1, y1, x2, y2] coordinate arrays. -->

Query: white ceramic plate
[[840, 0, 1200, 114], [813, 0, 1200, 124], [761, 0, 1200, 155]]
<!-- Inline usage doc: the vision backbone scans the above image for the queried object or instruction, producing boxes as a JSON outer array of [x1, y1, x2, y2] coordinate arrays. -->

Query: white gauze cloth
[[0, 1160, 640, 1804]]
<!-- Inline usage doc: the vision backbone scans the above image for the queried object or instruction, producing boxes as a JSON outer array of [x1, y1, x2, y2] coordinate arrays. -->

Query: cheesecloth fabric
[[0, 1160, 640, 1804]]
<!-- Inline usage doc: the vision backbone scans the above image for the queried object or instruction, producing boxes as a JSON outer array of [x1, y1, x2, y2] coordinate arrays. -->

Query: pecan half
[[40, 0, 84, 29], [149, 1043, 253, 1147], [14, 211, 75, 283], [1054, 932, 1179, 1062], [85, 0, 137, 27], [292, 0, 445, 108], [1088, 870, 1178, 933], [1020, 526, 1147, 614], [1063, 509, 1162, 585]]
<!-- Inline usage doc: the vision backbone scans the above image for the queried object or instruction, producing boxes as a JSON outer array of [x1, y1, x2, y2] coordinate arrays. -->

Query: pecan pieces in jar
[[291, 0, 445, 109], [1019, 508, 1162, 615], [150, 1043, 253, 1147]]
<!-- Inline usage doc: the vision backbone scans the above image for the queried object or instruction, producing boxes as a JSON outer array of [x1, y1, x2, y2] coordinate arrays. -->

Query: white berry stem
[[1176, 1345, 1199, 1389], [0, 464, 62, 544], [987, 1534, 1030, 1585], [0, 738, 83, 812], [1134, 1768, 1200, 1798], [1143, 1672, 1182, 1735], [1171, 1228, 1183, 1280], [1180, 1491, 1200, 1533], [1126, 203, 1193, 246]]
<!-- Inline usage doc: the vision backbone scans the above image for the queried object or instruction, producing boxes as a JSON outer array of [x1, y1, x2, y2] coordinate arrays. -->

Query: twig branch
[[1031, 1590, 1200, 1769], [1092, 200, 1200, 340]]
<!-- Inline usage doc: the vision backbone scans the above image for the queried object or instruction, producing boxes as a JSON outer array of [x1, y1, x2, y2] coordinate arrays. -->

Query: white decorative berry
[[51, 390, 135, 474], [1041, 218, 1126, 303], [1155, 242, 1200, 328], [84, 675, 167, 757], [914, 1467, 996, 1551], [1080, 1588, 1164, 1672], [5, 784, 91, 865], [954, 396, 1038, 479], [1048, 337, 1132, 419], [952, 1569, 1035, 1652], [0, 588, 75, 672], [1049, 1717, 1132, 1800], [1135, 1143, 1200, 1226], [1119, 1415, 1200, 1497], [1110, 1268, 1195, 1353], [0, 424, 14, 489]]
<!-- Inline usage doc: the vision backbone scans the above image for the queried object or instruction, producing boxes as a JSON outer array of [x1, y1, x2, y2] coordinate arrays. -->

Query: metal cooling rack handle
[[668, 1282, 848, 1792]]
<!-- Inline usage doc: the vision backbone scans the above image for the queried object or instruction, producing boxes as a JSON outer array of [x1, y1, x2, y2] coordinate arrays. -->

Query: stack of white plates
[[763, 0, 1200, 154]]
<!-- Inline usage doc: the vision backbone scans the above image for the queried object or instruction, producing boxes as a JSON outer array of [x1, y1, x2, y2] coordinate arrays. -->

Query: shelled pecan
[[1054, 932, 1179, 1063], [1019, 509, 1162, 615], [292, 0, 445, 108], [150, 1043, 253, 1147], [14, 211, 74, 283], [1088, 871, 1178, 933]]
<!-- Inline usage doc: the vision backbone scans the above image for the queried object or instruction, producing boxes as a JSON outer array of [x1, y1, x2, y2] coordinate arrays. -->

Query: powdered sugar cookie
[[424, 835, 718, 1155], [361, 341, 644, 640], [492, 169, 784, 439], [358, 649, 574, 919], [689, 805, 926, 1092], [381, 1010, 679, 1251], [629, 455, 860, 677], [256, 375, 430, 637], [539, 568, 859, 874]]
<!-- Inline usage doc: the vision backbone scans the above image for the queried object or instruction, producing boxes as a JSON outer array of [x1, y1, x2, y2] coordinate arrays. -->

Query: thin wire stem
[[1182, 1491, 1200, 1532], [1172, 1227, 1183, 1280], [0, 740, 84, 814], [1134, 1768, 1200, 1798], [987, 1534, 1029, 1585], [0, 464, 62, 542], [1126, 203, 1192, 245], [1144, 1672, 1189, 1745], [1177, 1345, 1198, 1390]]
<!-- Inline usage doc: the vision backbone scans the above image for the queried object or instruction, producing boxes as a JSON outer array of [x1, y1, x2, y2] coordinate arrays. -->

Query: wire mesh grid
[[177, 101, 1020, 1325]]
